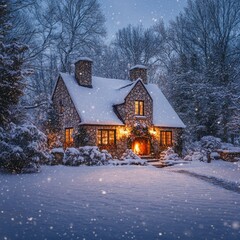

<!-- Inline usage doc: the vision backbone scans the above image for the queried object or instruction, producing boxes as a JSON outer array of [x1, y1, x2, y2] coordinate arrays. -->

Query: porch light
[[149, 127, 157, 135], [120, 127, 129, 137]]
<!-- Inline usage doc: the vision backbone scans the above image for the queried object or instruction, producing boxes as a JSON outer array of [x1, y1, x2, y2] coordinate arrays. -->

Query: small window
[[98, 130, 116, 145], [160, 131, 172, 146], [135, 100, 144, 115], [65, 128, 74, 147]]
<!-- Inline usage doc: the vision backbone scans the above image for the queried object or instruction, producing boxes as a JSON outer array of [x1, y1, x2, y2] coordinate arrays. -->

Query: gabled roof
[[57, 73, 185, 128]]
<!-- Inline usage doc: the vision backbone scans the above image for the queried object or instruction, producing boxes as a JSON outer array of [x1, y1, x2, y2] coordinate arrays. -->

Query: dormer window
[[135, 100, 144, 116]]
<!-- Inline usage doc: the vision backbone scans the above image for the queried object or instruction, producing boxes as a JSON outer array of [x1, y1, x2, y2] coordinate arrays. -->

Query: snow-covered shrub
[[184, 136, 225, 162], [200, 136, 222, 150], [120, 149, 140, 160], [63, 146, 112, 166], [49, 148, 65, 165], [108, 149, 147, 166], [162, 147, 181, 161], [63, 148, 84, 166], [184, 151, 207, 162], [78, 146, 112, 165], [0, 123, 48, 173]]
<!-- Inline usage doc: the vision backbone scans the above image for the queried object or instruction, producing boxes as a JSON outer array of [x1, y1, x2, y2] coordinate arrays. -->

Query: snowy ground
[[0, 162, 239, 240]]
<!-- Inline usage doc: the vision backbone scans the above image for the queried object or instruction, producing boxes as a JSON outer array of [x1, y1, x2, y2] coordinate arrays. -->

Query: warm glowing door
[[132, 138, 150, 155]]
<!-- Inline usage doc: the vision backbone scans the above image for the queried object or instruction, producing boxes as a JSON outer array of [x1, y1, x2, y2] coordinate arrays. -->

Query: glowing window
[[135, 100, 144, 115], [65, 128, 74, 147], [98, 130, 116, 145], [160, 131, 172, 146]]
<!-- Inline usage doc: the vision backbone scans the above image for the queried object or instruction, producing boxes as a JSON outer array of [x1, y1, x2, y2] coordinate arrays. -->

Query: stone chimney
[[74, 57, 93, 88], [129, 65, 148, 84]]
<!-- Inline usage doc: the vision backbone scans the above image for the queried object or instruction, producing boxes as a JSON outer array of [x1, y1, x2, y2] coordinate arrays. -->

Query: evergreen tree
[[0, 0, 28, 125]]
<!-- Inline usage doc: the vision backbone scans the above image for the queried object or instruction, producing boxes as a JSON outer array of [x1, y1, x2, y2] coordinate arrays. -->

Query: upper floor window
[[65, 128, 74, 147], [135, 100, 144, 116], [160, 131, 172, 146], [97, 129, 116, 145]]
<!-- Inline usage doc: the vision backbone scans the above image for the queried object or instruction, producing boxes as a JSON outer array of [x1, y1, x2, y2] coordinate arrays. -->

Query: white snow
[[130, 64, 148, 70], [75, 57, 93, 62], [0, 164, 239, 239], [50, 148, 64, 154], [170, 160, 240, 184], [59, 73, 185, 128]]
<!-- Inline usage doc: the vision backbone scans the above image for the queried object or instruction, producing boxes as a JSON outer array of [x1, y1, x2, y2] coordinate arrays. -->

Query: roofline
[[124, 79, 153, 102], [51, 75, 61, 101], [79, 123, 124, 126]]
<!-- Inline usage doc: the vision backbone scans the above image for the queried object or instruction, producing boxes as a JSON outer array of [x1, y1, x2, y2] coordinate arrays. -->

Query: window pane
[[109, 131, 115, 145], [135, 101, 139, 115], [65, 129, 70, 143], [102, 131, 108, 145], [160, 131, 172, 146], [69, 128, 73, 143], [139, 101, 144, 115], [65, 128, 73, 146], [98, 130, 116, 145], [166, 132, 172, 145], [97, 130, 102, 145]]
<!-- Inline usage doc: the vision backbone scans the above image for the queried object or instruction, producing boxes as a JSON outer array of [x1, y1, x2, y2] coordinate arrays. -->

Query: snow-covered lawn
[[0, 163, 239, 240]]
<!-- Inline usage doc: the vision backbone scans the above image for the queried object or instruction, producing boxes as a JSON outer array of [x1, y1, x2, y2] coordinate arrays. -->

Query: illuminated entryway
[[132, 137, 150, 155]]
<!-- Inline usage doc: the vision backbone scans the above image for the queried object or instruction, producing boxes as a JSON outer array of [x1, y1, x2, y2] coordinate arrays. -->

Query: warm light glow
[[149, 128, 157, 135], [133, 142, 140, 155], [120, 127, 129, 137]]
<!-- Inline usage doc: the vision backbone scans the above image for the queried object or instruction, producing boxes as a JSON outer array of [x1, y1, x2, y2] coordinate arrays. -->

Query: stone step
[[140, 155, 155, 160], [146, 159, 161, 163]]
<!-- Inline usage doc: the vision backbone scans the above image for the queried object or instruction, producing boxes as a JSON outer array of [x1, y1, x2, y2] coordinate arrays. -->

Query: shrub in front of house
[[108, 149, 147, 166], [62, 146, 112, 166], [0, 123, 48, 173]]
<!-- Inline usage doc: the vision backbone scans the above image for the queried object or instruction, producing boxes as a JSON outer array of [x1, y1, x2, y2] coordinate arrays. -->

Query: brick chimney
[[129, 65, 148, 84], [74, 57, 92, 88]]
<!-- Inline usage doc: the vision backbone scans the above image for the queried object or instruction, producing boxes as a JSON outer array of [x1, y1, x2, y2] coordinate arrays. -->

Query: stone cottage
[[52, 58, 185, 158]]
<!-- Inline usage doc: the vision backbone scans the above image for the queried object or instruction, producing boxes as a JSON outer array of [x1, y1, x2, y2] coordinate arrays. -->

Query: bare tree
[[56, 0, 106, 72]]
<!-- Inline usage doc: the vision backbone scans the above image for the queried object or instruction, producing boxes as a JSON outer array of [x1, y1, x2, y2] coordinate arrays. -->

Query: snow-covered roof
[[130, 65, 147, 70], [75, 57, 93, 62], [59, 73, 185, 128]]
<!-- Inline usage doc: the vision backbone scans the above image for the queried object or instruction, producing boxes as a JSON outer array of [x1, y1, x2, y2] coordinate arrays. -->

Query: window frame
[[65, 127, 74, 147], [97, 129, 116, 146], [160, 131, 173, 146], [135, 100, 144, 116]]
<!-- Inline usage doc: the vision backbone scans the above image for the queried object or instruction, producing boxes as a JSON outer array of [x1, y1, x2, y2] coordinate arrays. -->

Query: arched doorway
[[132, 137, 150, 155]]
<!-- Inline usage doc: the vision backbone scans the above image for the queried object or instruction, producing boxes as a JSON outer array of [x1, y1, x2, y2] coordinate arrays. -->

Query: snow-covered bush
[[120, 149, 141, 160], [162, 147, 181, 161], [0, 123, 48, 173], [184, 136, 226, 162], [63, 148, 84, 166], [184, 151, 207, 162], [63, 146, 112, 166], [49, 148, 64, 165], [108, 149, 147, 166], [200, 136, 222, 150]]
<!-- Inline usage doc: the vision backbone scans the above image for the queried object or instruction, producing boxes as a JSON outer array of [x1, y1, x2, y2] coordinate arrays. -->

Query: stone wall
[[79, 125, 181, 158], [116, 80, 153, 127], [52, 76, 81, 143], [81, 125, 128, 158]]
